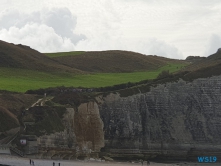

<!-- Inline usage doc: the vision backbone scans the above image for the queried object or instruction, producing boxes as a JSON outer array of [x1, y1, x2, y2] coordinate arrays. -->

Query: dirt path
[[29, 98, 42, 108]]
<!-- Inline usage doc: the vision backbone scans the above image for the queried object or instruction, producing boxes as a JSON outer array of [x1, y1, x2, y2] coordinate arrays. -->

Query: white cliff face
[[36, 75, 221, 160], [98, 76, 221, 160]]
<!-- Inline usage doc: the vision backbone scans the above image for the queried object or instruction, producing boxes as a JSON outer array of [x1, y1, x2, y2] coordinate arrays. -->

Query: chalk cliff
[[98, 76, 221, 161], [25, 75, 221, 161]]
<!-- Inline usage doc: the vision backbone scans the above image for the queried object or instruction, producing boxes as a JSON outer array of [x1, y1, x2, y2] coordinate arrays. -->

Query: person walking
[[29, 159, 31, 165], [53, 162, 55, 166], [58, 163, 61, 166], [147, 160, 150, 165], [32, 160, 34, 165]]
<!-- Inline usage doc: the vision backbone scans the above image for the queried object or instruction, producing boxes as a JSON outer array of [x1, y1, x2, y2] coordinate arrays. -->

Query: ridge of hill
[[185, 56, 206, 63], [0, 40, 82, 73], [207, 48, 221, 60], [164, 49, 221, 84], [47, 50, 187, 73], [180, 49, 221, 81], [181, 48, 221, 72]]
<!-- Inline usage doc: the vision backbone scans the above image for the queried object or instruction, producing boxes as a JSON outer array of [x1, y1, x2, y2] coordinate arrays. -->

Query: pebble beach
[[0, 155, 219, 166]]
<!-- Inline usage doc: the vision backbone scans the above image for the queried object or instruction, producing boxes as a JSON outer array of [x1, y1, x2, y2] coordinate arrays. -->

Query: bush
[[157, 70, 170, 79]]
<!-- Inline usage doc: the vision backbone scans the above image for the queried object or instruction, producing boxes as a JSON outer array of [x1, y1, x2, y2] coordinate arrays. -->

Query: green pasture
[[44, 51, 85, 57], [0, 63, 187, 92]]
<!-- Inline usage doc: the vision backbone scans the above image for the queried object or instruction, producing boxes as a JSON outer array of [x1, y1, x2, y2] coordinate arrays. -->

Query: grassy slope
[[0, 63, 186, 92], [0, 40, 82, 73], [48, 50, 186, 73], [0, 41, 188, 92], [117, 53, 221, 97]]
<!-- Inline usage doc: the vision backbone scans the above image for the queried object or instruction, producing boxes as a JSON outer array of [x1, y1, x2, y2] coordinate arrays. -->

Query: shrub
[[157, 70, 170, 79]]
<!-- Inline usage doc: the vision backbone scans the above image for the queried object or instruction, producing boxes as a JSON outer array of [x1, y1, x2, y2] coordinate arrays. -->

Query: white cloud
[[0, 8, 85, 53], [0, 0, 221, 58], [204, 34, 221, 56], [75, 36, 183, 59], [0, 23, 75, 52], [41, 8, 85, 44], [142, 39, 183, 59]]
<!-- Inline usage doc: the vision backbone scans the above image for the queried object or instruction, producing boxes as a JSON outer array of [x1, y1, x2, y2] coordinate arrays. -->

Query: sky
[[0, 0, 221, 59]]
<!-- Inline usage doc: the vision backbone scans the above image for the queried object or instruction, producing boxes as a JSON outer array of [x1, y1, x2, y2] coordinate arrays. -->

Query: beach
[[0, 155, 219, 166]]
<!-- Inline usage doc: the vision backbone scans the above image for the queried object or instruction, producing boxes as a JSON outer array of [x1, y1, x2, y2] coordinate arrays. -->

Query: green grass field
[[45, 51, 85, 57], [0, 63, 187, 92]]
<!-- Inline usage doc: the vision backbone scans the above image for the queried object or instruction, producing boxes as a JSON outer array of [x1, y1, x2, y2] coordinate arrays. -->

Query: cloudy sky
[[0, 0, 221, 59]]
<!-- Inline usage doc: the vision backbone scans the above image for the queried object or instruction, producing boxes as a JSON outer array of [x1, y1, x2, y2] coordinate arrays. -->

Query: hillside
[[0, 106, 19, 132], [115, 49, 221, 97], [181, 48, 221, 72], [0, 40, 187, 74], [0, 40, 82, 73], [0, 40, 187, 92], [47, 50, 186, 73], [0, 93, 38, 133]]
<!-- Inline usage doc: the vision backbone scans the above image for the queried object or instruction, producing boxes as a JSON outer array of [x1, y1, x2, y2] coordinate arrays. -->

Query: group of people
[[53, 162, 61, 166], [29, 159, 34, 165], [29, 159, 61, 166]]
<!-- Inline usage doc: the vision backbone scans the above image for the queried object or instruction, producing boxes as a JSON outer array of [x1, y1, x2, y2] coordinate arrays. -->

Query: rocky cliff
[[98, 76, 221, 161], [30, 103, 104, 159], [23, 75, 221, 161]]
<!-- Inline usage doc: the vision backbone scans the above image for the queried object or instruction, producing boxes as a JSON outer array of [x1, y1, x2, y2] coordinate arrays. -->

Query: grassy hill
[[0, 41, 188, 92], [0, 40, 82, 73], [0, 63, 186, 92], [46, 50, 185, 73]]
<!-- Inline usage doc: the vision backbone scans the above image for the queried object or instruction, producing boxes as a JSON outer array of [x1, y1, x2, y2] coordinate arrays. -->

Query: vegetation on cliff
[[23, 106, 66, 136], [0, 107, 19, 132]]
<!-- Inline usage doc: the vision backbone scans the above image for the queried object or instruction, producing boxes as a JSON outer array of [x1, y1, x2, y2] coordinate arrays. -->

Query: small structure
[[20, 135, 38, 154], [0, 145, 11, 154]]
